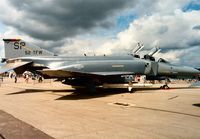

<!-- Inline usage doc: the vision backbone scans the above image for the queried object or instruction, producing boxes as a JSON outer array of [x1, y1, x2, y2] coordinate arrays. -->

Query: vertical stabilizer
[[3, 39, 54, 59]]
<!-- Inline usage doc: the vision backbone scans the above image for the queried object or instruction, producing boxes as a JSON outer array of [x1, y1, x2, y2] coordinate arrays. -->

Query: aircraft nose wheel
[[160, 78, 170, 90], [160, 84, 170, 89]]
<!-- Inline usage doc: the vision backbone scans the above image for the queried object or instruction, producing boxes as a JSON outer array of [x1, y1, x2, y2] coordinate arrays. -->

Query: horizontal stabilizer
[[0, 61, 32, 75]]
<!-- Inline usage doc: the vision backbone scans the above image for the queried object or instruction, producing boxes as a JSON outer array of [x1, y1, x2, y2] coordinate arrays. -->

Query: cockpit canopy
[[143, 55, 155, 61]]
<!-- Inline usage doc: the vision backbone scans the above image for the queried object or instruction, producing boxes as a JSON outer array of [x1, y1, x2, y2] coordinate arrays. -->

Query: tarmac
[[0, 78, 200, 139]]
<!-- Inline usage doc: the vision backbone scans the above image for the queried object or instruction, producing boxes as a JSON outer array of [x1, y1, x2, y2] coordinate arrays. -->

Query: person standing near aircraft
[[38, 76, 43, 83], [25, 74, 29, 83], [0, 75, 3, 82], [14, 75, 17, 83]]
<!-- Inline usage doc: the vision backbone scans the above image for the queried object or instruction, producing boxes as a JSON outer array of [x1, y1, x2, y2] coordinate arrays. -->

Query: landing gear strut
[[128, 86, 133, 92], [128, 81, 134, 93]]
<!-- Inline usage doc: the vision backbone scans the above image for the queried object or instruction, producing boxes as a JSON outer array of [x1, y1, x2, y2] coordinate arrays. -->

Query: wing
[[40, 69, 135, 78], [0, 61, 32, 74]]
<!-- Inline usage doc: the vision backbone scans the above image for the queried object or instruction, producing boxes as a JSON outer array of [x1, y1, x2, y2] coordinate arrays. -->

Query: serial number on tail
[[25, 50, 43, 55]]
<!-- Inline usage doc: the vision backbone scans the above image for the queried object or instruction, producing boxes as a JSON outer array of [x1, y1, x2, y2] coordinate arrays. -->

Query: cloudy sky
[[0, 0, 200, 66]]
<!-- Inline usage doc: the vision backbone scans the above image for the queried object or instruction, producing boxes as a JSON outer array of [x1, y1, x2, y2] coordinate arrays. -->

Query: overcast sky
[[0, 0, 200, 66]]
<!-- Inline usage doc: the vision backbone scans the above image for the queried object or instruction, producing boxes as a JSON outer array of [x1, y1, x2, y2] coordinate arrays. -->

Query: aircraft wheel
[[163, 85, 170, 89], [160, 85, 170, 89]]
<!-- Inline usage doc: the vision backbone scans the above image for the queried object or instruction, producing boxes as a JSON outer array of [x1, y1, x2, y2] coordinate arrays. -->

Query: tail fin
[[3, 39, 54, 59]]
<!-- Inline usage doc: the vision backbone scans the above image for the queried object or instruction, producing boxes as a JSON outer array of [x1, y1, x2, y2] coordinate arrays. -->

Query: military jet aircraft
[[0, 39, 199, 92]]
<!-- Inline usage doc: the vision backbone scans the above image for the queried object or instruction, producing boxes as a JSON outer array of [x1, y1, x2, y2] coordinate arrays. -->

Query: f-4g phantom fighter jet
[[0, 39, 199, 92]]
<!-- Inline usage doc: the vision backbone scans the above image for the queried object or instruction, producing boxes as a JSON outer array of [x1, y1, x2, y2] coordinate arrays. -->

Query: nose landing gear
[[160, 84, 170, 89], [160, 78, 170, 89]]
